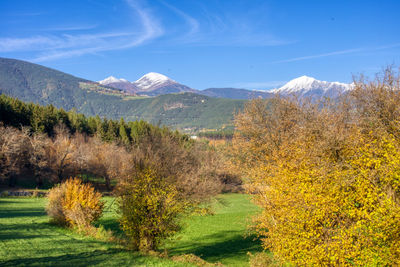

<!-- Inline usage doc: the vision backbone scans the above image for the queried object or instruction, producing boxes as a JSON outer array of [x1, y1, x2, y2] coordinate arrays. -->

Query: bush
[[119, 167, 186, 252], [46, 183, 67, 225], [117, 133, 223, 252], [46, 178, 104, 229]]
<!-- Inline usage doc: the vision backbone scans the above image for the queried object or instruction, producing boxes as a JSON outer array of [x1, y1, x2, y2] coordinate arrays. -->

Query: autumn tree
[[234, 67, 400, 265], [117, 133, 222, 252]]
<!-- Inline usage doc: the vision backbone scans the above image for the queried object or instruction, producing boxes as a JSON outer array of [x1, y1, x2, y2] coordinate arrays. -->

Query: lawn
[[0, 194, 263, 266]]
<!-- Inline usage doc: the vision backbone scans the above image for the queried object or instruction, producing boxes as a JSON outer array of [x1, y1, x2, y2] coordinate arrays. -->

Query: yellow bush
[[46, 178, 104, 229], [119, 168, 187, 252], [251, 137, 400, 265]]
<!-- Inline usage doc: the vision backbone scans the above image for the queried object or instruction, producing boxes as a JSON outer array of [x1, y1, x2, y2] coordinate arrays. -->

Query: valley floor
[[0, 194, 264, 266]]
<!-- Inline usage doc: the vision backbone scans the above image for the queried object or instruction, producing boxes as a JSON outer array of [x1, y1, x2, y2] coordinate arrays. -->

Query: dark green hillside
[[0, 57, 245, 130], [122, 93, 244, 130], [0, 57, 124, 111]]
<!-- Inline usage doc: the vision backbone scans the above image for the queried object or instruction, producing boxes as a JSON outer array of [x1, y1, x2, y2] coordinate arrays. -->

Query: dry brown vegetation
[[0, 123, 132, 189]]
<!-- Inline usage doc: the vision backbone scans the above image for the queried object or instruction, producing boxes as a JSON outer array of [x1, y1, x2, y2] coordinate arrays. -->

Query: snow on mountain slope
[[133, 72, 175, 91], [98, 76, 128, 85], [98, 76, 138, 94], [272, 76, 353, 98], [98, 73, 195, 96]]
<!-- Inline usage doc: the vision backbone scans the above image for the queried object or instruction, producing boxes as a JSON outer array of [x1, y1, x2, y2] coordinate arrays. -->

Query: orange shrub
[[46, 178, 104, 229], [46, 183, 67, 225]]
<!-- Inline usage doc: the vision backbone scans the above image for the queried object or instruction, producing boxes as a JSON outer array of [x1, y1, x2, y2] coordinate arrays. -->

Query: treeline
[[0, 94, 240, 193], [0, 94, 188, 145], [234, 67, 400, 265]]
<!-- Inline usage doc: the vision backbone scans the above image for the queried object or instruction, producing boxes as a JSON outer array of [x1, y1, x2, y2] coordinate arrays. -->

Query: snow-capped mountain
[[272, 76, 353, 99], [133, 72, 174, 91], [98, 72, 195, 96], [99, 74, 353, 100]]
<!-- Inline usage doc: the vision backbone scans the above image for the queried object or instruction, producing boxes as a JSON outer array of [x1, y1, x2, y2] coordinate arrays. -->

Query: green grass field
[[0, 194, 263, 266]]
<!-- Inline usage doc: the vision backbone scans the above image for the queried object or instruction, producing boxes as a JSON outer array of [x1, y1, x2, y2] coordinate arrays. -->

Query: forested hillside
[[0, 57, 245, 130]]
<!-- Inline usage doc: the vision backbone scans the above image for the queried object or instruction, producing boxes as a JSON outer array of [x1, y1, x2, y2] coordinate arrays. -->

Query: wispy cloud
[[160, 1, 199, 36], [159, 1, 291, 47], [1, 0, 289, 61], [272, 43, 400, 63], [44, 24, 98, 32], [0, 0, 163, 62]]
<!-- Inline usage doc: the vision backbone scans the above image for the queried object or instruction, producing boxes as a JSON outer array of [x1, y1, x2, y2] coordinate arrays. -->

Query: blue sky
[[1, 0, 400, 90]]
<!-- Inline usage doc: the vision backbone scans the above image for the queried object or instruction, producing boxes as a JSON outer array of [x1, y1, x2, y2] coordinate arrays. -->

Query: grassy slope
[[0, 194, 262, 266]]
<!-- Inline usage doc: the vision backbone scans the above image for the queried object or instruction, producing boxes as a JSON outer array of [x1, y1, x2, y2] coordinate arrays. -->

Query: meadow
[[0, 194, 262, 266]]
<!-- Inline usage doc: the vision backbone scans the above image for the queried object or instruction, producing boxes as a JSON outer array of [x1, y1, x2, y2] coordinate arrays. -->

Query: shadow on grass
[[0, 208, 46, 219], [0, 231, 43, 240], [0, 248, 138, 266], [168, 230, 263, 263], [96, 218, 123, 236]]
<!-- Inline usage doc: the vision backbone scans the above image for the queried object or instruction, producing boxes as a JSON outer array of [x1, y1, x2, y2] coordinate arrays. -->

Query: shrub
[[119, 167, 187, 252], [117, 133, 223, 252], [46, 183, 67, 225], [46, 178, 104, 229]]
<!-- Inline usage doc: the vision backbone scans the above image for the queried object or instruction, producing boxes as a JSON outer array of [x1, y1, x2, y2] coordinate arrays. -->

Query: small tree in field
[[119, 167, 186, 251], [117, 134, 222, 252]]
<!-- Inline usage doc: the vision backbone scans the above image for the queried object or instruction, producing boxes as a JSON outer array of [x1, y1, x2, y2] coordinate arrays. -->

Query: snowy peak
[[98, 76, 129, 85], [273, 76, 352, 98], [280, 75, 317, 91], [98, 72, 194, 96], [133, 72, 175, 91]]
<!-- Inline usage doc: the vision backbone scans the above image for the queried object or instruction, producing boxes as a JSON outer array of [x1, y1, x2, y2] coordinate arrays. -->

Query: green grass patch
[[0, 194, 263, 266], [164, 194, 265, 266]]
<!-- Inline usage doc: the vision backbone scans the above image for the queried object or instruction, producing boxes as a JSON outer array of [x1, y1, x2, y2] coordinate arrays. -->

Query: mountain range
[[99, 73, 351, 100], [0, 57, 353, 131]]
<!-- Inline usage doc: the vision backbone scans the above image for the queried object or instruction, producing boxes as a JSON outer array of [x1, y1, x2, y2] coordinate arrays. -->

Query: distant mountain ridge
[[99, 74, 352, 100]]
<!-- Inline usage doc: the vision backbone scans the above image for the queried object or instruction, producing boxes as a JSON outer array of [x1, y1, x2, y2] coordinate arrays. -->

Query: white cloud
[[0, 0, 163, 62]]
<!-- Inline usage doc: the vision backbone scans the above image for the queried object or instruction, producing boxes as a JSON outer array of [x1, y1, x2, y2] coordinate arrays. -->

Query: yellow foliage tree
[[234, 67, 400, 265], [119, 167, 187, 252]]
